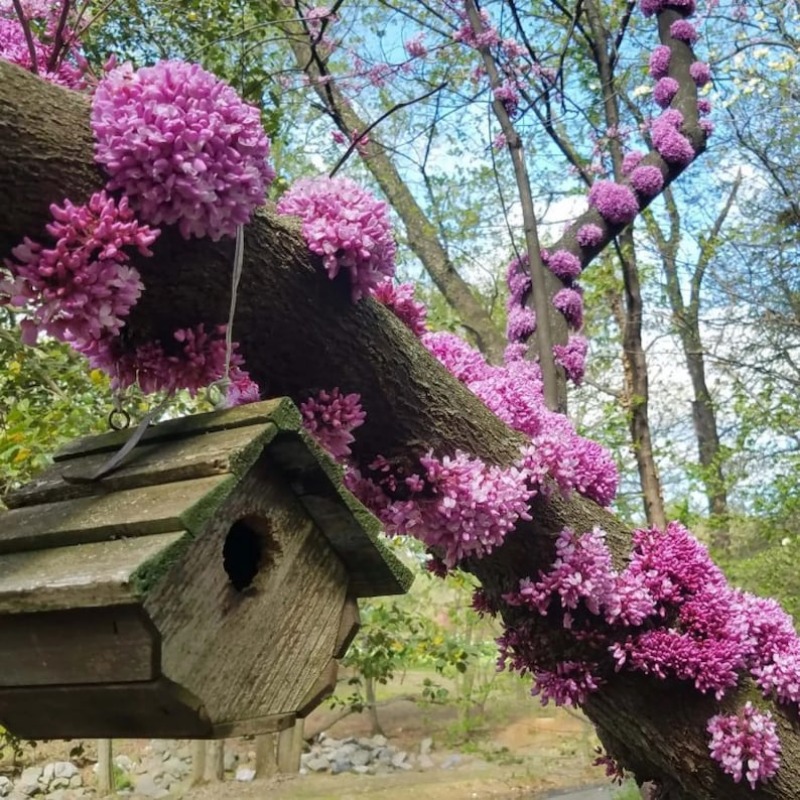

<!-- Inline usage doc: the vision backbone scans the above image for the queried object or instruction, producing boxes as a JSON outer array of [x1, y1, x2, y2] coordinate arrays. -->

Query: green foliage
[[0, 314, 108, 501], [612, 781, 643, 800]]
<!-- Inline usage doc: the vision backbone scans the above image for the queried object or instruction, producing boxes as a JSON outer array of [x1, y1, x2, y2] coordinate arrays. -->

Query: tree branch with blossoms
[[2, 0, 800, 797]]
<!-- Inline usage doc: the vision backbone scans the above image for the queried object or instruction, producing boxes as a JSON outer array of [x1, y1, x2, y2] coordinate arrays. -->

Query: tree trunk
[[286, 32, 507, 363], [1, 62, 795, 799], [364, 677, 384, 736]]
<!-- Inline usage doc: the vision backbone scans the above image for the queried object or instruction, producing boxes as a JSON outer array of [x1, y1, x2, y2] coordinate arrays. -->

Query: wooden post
[[205, 740, 225, 782], [277, 718, 304, 774], [96, 739, 113, 795], [190, 740, 206, 786], [255, 733, 278, 778]]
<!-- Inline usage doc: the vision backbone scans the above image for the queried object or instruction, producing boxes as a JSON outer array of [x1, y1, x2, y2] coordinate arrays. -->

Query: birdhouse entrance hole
[[223, 517, 270, 591]]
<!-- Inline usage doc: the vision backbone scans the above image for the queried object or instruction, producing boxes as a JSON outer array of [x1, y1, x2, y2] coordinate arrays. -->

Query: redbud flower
[[92, 60, 275, 241], [300, 388, 366, 460], [1, 192, 157, 348], [277, 176, 396, 301], [588, 181, 639, 225], [630, 165, 664, 197], [648, 45, 671, 79]]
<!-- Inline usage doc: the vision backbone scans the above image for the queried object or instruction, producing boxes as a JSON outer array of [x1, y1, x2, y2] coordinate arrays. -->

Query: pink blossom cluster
[[707, 703, 781, 789], [370, 280, 427, 336], [92, 60, 275, 241], [552, 287, 583, 330], [651, 109, 695, 165], [0, 0, 88, 88], [576, 223, 604, 248], [629, 165, 664, 197], [422, 331, 618, 506], [224, 367, 261, 407], [653, 76, 679, 108], [300, 388, 366, 460], [366, 450, 535, 567], [648, 45, 671, 79], [1, 191, 157, 348], [587, 181, 639, 226], [276, 176, 396, 301], [84, 323, 237, 396], [553, 335, 588, 385]]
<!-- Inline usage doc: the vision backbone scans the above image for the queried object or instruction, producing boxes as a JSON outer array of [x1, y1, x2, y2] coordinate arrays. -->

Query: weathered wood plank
[[211, 713, 294, 739], [54, 397, 299, 461], [0, 605, 156, 687], [0, 475, 233, 554], [296, 659, 338, 718], [333, 596, 361, 659], [266, 434, 412, 597], [0, 532, 185, 614], [0, 677, 212, 739], [148, 461, 350, 725], [5, 424, 277, 510]]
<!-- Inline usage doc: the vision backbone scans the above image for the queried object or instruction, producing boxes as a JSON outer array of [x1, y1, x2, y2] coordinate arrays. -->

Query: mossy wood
[[0, 398, 411, 739]]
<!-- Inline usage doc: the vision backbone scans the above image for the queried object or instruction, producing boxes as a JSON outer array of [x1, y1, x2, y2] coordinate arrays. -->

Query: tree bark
[[1, 62, 797, 799]]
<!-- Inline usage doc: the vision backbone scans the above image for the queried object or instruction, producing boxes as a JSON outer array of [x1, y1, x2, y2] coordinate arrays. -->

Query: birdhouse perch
[[0, 398, 412, 739]]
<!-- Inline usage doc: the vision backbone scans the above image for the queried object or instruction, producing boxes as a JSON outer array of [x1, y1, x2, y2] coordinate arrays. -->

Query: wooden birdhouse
[[0, 398, 412, 740]]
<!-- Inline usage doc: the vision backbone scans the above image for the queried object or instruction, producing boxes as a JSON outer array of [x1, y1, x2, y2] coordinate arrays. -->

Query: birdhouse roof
[[0, 398, 412, 614]]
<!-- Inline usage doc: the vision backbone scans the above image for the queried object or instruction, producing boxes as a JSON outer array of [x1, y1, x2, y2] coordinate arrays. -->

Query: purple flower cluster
[[372, 449, 534, 567], [689, 61, 711, 86], [0, 2, 88, 89], [1, 192, 157, 348], [370, 280, 427, 336], [92, 60, 275, 241], [648, 45, 671, 79], [576, 223, 604, 248], [547, 249, 583, 280], [532, 661, 602, 707], [553, 335, 588, 385], [670, 19, 699, 43], [300, 388, 366, 460], [85, 323, 236, 396], [224, 367, 261, 407], [653, 76, 679, 108], [588, 181, 639, 226], [651, 109, 695, 165], [552, 287, 583, 330], [621, 151, 644, 176], [708, 704, 781, 789], [277, 176, 396, 301], [629, 165, 664, 197]]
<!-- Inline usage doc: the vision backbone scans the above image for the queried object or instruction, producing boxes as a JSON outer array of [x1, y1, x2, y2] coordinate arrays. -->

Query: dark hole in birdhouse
[[223, 519, 265, 591]]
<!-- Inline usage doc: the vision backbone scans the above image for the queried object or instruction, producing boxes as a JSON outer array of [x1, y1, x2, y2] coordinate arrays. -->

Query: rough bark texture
[[2, 61, 799, 798]]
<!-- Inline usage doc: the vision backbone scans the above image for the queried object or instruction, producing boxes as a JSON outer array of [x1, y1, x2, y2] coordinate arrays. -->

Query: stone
[[67, 779, 81, 791], [441, 754, 462, 770], [420, 737, 433, 756], [52, 765, 78, 782], [418, 754, 435, 770], [133, 775, 168, 799], [19, 768, 43, 786], [223, 751, 238, 772], [350, 749, 371, 767], [390, 751, 407, 768], [368, 735, 388, 748], [305, 758, 329, 773], [149, 741, 170, 756], [330, 761, 351, 775], [47, 781, 68, 792], [352, 765, 370, 775], [234, 768, 255, 782], [162, 757, 188, 779], [41, 766, 55, 786], [0, 777, 12, 798]]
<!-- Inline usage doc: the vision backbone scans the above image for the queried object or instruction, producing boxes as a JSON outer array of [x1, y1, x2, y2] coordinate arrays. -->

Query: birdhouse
[[0, 398, 412, 740]]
